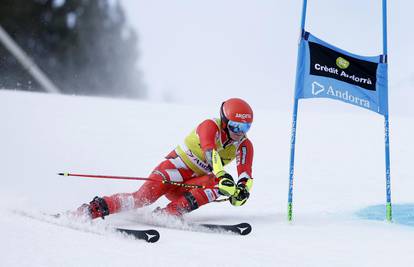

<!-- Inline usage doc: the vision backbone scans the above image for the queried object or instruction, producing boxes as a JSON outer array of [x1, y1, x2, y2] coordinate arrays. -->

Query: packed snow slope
[[1, 90, 414, 267]]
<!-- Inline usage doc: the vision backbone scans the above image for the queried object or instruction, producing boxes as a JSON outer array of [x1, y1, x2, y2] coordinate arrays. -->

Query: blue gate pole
[[288, 0, 308, 221], [382, 0, 392, 222], [287, 100, 298, 221], [385, 115, 392, 222]]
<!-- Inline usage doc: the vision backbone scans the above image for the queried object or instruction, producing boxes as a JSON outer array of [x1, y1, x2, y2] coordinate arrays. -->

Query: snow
[[52, 0, 66, 9], [66, 13, 77, 29], [1, 90, 414, 266]]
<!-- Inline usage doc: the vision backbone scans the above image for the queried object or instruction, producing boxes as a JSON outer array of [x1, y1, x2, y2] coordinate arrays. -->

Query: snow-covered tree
[[0, 0, 145, 98]]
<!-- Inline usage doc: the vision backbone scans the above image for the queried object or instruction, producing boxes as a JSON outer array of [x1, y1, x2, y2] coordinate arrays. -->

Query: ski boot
[[77, 196, 110, 219]]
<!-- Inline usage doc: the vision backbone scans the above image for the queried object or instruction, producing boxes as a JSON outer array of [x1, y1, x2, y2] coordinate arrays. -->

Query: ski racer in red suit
[[77, 98, 254, 219]]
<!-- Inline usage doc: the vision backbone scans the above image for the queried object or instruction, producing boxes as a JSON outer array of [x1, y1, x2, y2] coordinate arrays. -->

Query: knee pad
[[184, 192, 199, 211]]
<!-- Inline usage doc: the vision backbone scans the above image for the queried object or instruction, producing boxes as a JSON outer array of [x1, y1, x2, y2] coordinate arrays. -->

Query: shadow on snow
[[356, 203, 414, 226]]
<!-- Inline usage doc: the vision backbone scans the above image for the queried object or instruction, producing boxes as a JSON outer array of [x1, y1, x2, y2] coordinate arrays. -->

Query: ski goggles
[[227, 120, 251, 134]]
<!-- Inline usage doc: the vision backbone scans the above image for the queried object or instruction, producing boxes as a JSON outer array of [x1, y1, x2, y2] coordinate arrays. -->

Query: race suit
[[102, 118, 253, 216]]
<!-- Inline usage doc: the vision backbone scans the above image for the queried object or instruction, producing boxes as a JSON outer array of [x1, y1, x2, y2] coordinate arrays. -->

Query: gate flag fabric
[[294, 32, 388, 116]]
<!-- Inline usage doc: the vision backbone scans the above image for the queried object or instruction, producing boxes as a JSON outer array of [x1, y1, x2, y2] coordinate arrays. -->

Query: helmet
[[220, 98, 253, 134]]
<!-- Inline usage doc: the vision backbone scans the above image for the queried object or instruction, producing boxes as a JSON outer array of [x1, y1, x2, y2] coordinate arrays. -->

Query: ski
[[15, 210, 161, 243], [135, 216, 252, 236], [116, 228, 160, 243], [190, 222, 252, 236], [50, 213, 160, 242]]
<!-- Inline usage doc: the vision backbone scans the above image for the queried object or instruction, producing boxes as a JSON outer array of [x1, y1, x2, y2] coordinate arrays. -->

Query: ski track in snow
[[11, 208, 138, 241]]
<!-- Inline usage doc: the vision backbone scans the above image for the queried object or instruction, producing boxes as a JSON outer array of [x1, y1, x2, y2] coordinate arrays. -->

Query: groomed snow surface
[[1, 90, 414, 267]]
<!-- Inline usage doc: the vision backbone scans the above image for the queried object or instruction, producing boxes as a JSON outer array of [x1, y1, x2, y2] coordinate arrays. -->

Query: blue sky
[[120, 1, 413, 113]]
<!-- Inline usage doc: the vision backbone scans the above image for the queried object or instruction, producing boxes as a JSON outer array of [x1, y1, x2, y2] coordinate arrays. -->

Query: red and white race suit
[[100, 118, 253, 216]]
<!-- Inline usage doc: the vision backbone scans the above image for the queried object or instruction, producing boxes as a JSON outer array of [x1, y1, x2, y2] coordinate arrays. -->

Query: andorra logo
[[336, 57, 350, 69], [310, 81, 370, 109], [311, 81, 325, 96]]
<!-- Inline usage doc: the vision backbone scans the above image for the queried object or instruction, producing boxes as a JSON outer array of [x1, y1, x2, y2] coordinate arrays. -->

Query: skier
[[77, 98, 254, 219]]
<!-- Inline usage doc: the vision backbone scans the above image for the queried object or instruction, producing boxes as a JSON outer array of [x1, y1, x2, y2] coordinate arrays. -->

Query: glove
[[217, 173, 236, 196], [230, 184, 249, 206], [230, 178, 253, 206]]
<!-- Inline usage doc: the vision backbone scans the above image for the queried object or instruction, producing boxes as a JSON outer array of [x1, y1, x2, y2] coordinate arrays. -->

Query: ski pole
[[214, 197, 230, 203], [58, 172, 218, 190]]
